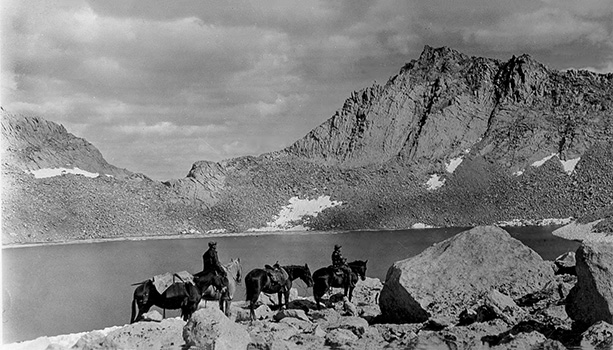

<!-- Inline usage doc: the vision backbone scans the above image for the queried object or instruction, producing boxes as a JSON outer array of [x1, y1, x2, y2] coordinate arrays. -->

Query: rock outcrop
[[379, 226, 555, 323], [566, 242, 613, 329], [183, 307, 251, 349]]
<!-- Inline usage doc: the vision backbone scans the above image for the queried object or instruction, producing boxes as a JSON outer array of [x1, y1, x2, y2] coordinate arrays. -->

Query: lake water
[[2, 226, 580, 344]]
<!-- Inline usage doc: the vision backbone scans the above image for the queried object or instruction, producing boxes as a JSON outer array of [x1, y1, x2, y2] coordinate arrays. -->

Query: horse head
[[225, 258, 242, 284], [349, 260, 368, 281], [132, 280, 152, 305]]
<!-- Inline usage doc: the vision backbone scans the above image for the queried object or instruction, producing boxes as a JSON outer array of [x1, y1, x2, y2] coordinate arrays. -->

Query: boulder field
[[8, 226, 612, 349]]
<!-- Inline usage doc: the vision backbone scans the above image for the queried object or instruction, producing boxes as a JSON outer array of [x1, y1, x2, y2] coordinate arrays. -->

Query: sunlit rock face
[[379, 226, 555, 323]]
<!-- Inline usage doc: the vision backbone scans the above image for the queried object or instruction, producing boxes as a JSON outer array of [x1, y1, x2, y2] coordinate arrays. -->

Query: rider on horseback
[[332, 244, 355, 288], [202, 241, 227, 278]]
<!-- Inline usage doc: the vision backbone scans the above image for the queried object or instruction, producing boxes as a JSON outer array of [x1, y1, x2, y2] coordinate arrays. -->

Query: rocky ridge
[[2, 45, 613, 244]]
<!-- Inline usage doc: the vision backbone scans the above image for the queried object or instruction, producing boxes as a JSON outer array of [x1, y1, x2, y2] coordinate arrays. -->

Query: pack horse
[[130, 272, 201, 323]]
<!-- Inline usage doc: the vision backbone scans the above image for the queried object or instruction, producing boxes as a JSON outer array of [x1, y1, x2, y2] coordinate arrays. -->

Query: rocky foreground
[[7, 226, 612, 350]]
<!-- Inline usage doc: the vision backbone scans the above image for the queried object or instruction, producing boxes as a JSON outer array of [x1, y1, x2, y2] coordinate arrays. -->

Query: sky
[[2, 0, 612, 181]]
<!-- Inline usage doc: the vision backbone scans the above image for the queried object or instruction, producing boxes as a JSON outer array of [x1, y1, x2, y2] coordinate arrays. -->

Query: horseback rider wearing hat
[[332, 244, 355, 288], [202, 241, 227, 277]]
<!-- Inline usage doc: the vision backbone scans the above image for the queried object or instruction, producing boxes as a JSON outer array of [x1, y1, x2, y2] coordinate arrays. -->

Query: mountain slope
[[1, 110, 133, 179], [2, 46, 612, 244]]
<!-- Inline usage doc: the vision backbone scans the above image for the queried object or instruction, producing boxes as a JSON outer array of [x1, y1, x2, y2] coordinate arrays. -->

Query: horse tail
[[130, 296, 137, 323], [244, 271, 261, 303]]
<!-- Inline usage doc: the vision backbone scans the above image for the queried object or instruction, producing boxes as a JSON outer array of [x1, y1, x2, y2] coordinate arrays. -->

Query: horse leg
[[224, 299, 231, 317], [277, 292, 284, 310], [284, 290, 290, 310]]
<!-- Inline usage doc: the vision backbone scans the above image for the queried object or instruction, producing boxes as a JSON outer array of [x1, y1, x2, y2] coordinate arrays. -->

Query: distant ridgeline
[[2, 45, 612, 244]]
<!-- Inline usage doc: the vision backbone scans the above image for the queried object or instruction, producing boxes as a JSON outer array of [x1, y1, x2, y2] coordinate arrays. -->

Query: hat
[[208, 241, 217, 247], [334, 244, 341, 249]]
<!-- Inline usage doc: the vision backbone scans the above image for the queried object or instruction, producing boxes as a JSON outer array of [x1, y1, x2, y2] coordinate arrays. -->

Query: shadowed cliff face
[[2, 46, 613, 243]]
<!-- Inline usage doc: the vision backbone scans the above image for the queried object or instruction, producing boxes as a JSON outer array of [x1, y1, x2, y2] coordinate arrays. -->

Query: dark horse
[[193, 258, 242, 317], [245, 264, 314, 321], [312, 260, 368, 309], [130, 280, 201, 323]]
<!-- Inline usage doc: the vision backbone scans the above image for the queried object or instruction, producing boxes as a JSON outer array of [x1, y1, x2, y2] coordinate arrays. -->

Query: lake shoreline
[[2, 217, 582, 249]]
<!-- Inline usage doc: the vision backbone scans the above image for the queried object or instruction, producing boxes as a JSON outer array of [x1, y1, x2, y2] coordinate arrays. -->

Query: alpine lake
[[2, 226, 580, 344]]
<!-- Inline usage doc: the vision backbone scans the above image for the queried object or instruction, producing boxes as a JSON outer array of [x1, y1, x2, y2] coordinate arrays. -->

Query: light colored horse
[[196, 258, 242, 316]]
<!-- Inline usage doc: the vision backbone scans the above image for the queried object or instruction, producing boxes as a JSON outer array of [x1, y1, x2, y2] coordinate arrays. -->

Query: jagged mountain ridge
[[282, 46, 612, 173], [2, 46, 612, 244]]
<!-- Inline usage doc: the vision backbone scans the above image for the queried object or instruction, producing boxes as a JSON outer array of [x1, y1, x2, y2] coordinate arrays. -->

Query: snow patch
[[560, 157, 580, 175], [495, 217, 573, 227], [531, 153, 557, 167], [205, 228, 226, 234], [446, 156, 463, 173], [29, 167, 101, 179], [516, 154, 580, 176], [411, 223, 436, 229], [426, 174, 445, 190], [249, 196, 342, 232]]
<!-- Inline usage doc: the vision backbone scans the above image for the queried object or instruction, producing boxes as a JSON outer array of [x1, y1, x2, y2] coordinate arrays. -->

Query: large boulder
[[183, 307, 250, 350], [379, 226, 555, 323], [103, 318, 185, 349], [566, 242, 613, 329]]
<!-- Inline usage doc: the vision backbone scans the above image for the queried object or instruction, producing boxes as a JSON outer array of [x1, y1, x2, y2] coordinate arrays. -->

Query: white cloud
[[466, 7, 609, 50], [579, 61, 613, 74], [116, 122, 228, 137]]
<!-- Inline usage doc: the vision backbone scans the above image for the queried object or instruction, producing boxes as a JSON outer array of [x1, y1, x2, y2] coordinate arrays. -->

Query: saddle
[[152, 271, 194, 295], [330, 265, 347, 278], [265, 264, 288, 288]]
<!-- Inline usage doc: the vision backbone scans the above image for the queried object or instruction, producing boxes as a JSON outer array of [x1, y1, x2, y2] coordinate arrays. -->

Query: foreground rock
[[183, 307, 251, 349], [78, 318, 184, 349], [566, 242, 613, 329], [379, 226, 555, 323]]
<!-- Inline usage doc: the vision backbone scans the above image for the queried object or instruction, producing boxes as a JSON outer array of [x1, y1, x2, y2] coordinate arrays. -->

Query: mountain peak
[[418, 45, 469, 63]]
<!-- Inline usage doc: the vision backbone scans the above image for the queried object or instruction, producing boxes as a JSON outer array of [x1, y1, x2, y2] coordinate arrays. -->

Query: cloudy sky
[[2, 0, 612, 180]]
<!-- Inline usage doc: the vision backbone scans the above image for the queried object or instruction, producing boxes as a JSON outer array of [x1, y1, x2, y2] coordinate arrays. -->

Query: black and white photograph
[[2, 1, 612, 349]]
